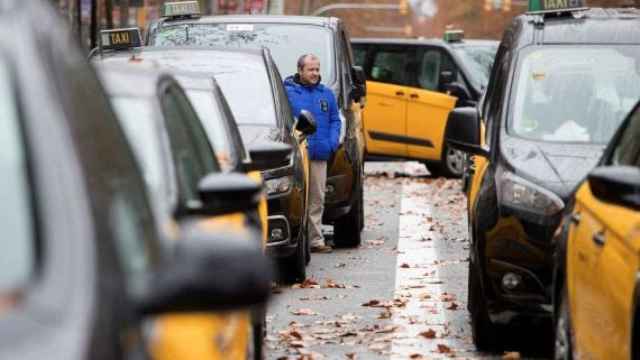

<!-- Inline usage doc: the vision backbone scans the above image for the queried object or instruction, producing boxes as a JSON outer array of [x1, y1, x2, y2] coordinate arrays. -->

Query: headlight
[[265, 176, 292, 195], [500, 171, 564, 216]]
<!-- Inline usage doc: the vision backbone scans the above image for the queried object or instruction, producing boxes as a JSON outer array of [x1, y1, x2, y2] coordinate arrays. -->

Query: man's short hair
[[297, 54, 319, 71]]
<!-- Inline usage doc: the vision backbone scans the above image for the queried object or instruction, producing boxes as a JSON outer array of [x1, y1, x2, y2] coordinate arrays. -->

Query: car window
[[183, 89, 237, 172], [369, 45, 409, 86], [0, 59, 35, 294], [111, 97, 170, 199], [510, 46, 640, 144], [161, 86, 219, 206], [150, 23, 336, 84], [611, 106, 640, 166], [352, 44, 368, 68]]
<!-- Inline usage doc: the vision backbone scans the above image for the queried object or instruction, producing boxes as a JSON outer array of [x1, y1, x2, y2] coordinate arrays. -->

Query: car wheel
[[438, 143, 465, 178], [468, 264, 501, 352], [280, 229, 306, 284], [333, 182, 363, 248], [554, 287, 573, 360]]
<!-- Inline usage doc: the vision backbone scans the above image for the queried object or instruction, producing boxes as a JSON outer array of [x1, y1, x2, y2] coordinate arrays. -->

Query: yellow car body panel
[[247, 170, 269, 245], [363, 80, 456, 161], [405, 87, 456, 160], [466, 122, 487, 218], [567, 183, 640, 359], [150, 313, 250, 360], [151, 211, 262, 360], [363, 81, 409, 157]]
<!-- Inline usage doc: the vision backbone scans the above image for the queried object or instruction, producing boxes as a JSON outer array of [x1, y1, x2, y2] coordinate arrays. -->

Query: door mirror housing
[[136, 231, 272, 315], [247, 141, 292, 171], [351, 65, 367, 102], [445, 107, 487, 157], [440, 70, 456, 85], [295, 110, 317, 138], [588, 166, 640, 210], [187, 172, 262, 216], [444, 82, 472, 107]]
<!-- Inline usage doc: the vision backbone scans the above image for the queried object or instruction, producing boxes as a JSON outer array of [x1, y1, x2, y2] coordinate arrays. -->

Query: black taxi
[[94, 43, 317, 283], [445, 1, 640, 350], [0, 4, 271, 359], [145, 1, 368, 248]]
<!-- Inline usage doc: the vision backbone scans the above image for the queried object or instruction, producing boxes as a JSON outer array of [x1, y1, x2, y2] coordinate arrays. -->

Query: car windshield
[[0, 60, 34, 296], [111, 97, 169, 198], [184, 89, 236, 172], [150, 23, 335, 83], [453, 44, 498, 90], [510, 46, 640, 144]]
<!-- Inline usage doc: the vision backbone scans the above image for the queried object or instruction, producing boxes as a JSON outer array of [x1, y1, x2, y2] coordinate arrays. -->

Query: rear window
[[0, 60, 35, 295], [150, 23, 335, 84]]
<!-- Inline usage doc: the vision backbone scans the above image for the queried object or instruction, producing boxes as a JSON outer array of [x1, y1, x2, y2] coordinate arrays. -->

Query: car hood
[[501, 136, 606, 199], [238, 124, 284, 147]]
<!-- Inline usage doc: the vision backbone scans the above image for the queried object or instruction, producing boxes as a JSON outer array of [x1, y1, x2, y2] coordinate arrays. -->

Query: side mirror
[[137, 231, 273, 315], [247, 141, 292, 171], [588, 166, 640, 210], [444, 82, 473, 107], [295, 110, 317, 137], [445, 107, 487, 157], [440, 70, 456, 85], [191, 172, 262, 216], [351, 65, 367, 102]]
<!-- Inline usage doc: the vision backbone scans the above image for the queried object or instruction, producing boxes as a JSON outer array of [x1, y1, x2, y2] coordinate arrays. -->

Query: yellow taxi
[[554, 101, 640, 359], [93, 28, 291, 360], [351, 32, 498, 177]]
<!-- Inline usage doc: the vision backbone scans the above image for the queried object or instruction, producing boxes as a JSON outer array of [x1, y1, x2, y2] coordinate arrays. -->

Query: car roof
[[156, 14, 338, 28], [97, 46, 265, 67], [351, 37, 499, 48], [510, 7, 640, 49], [96, 63, 169, 97]]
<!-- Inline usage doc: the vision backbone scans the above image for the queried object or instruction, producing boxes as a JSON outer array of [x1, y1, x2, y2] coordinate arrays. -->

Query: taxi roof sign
[[163, 1, 201, 18], [100, 28, 142, 51], [444, 30, 464, 43], [528, 0, 587, 13]]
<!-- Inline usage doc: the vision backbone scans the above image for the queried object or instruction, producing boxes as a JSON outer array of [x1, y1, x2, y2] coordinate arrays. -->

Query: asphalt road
[[266, 162, 551, 360]]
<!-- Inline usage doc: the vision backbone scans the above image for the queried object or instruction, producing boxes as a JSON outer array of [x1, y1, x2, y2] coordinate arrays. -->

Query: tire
[[468, 264, 502, 352], [333, 180, 363, 248], [554, 287, 573, 360], [430, 143, 465, 178], [279, 227, 306, 284]]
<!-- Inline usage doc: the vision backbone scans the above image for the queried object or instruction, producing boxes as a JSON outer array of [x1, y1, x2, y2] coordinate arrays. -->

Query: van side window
[[369, 45, 409, 86], [352, 45, 368, 68]]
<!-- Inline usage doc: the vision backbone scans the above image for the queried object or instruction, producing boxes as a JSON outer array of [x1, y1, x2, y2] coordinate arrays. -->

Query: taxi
[[145, 1, 368, 248], [553, 101, 640, 359], [0, 3, 272, 359], [95, 31, 289, 359], [351, 31, 498, 177], [95, 40, 317, 283], [445, 1, 640, 350]]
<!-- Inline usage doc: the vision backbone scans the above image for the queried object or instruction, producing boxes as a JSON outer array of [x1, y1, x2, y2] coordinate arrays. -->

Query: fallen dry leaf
[[345, 353, 356, 359], [362, 299, 381, 307], [419, 329, 437, 339], [441, 293, 457, 302], [291, 308, 317, 316], [436, 344, 452, 353], [292, 278, 320, 289], [366, 240, 385, 246], [447, 302, 459, 310], [374, 325, 397, 334], [400, 263, 411, 268], [502, 352, 521, 359], [410, 354, 424, 359], [324, 279, 347, 289], [378, 309, 392, 319]]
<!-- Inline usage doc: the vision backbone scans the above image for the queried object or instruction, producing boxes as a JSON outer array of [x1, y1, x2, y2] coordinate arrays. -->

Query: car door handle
[[593, 231, 606, 247], [409, 93, 419, 99], [570, 213, 581, 225], [395, 91, 405, 96]]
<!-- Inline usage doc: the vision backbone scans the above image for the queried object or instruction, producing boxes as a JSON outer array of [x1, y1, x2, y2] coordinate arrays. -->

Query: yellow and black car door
[[405, 46, 457, 161], [361, 44, 411, 158], [569, 181, 640, 359]]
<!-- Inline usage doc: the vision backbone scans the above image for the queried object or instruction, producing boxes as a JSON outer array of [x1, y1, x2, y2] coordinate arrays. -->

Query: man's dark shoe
[[310, 244, 333, 253]]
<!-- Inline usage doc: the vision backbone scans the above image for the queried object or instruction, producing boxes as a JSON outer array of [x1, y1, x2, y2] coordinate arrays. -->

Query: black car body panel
[[469, 7, 640, 326]]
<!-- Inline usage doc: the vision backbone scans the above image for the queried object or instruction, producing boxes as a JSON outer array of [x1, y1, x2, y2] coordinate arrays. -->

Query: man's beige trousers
[[308, 160, 327, 247]]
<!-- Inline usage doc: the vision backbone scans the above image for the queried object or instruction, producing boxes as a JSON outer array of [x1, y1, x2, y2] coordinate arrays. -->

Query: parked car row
[[445, 1, 640, 358]]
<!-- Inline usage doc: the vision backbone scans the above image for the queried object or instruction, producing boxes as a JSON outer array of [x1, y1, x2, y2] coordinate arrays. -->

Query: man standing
[[284, 54, 341, 253]]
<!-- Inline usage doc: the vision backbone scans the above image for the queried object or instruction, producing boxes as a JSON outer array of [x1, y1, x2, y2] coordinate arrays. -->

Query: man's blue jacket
[[284, 75, 341, 161]]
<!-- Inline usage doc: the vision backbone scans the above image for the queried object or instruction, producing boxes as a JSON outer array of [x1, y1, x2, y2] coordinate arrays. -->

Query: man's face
[[299, 57, 321, 85]]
